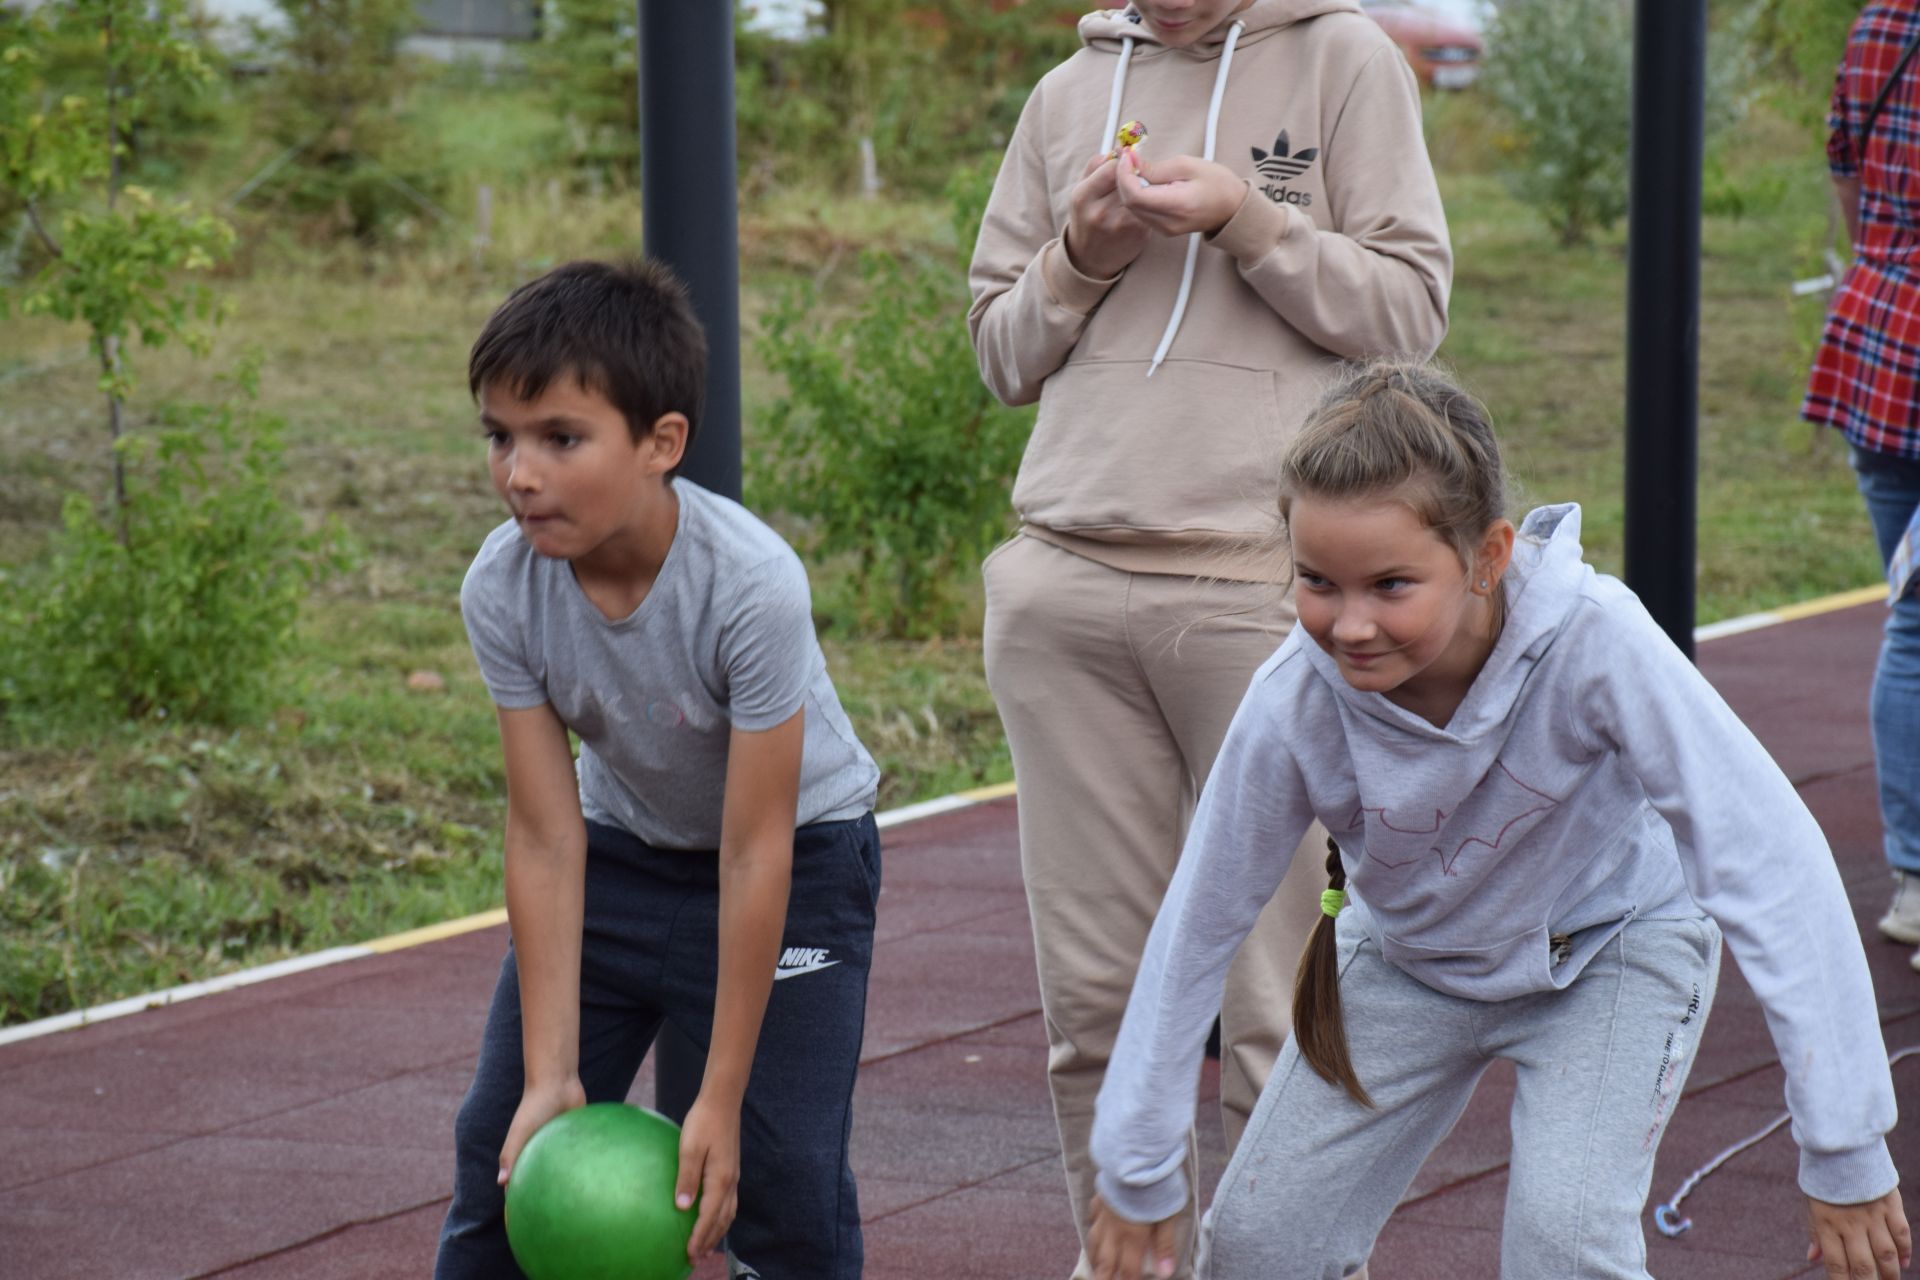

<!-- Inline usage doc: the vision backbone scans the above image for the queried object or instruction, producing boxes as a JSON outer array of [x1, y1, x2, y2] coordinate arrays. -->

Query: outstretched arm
[[1580, 592, 1899, 1207], [492, 702, 590, 1185], [674, 709, 802, 1264], [1089, 664, 1315, 1224]]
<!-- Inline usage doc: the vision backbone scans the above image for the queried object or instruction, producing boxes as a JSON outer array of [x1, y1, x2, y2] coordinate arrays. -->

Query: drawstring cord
[[1098, 37, 1137, 160], [1149, 19, 1243, 378], [1652, 1043, 1918, 1237], [1094, 20, 1246, 378]]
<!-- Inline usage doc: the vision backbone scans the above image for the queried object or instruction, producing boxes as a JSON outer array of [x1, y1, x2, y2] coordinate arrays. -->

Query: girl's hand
[[1065, 151, 1152, 279], [1115, 149, 1249, 238], [1806, 1188, 1911, 1280], [496, 1075, 588, 1188], [1088, 1193, 1179, 1280], [676, 1090, 742, 1263]]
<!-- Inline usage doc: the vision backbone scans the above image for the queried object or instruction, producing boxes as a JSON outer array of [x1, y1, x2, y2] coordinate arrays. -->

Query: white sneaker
[[1880, 870, 1920, 945]]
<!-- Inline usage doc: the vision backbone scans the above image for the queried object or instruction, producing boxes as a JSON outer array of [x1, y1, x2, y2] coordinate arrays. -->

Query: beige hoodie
[[969, 0, 1451, 575]]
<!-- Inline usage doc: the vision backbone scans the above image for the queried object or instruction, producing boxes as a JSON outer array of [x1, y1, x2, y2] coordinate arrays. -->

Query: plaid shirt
[[1804, 1, 1920, 459]]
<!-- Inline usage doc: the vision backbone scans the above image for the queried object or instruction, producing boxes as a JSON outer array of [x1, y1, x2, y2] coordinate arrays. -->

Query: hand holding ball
[[505, 1103, 698, 1280]]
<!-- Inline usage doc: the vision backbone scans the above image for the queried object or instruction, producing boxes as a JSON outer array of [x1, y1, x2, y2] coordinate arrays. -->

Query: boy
[[435, 259, 882, 1279]]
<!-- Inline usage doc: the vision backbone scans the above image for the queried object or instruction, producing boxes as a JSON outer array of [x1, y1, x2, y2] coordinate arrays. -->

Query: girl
[[969, 2, 1450, 1270], [1084, 361, 1909, 1280]]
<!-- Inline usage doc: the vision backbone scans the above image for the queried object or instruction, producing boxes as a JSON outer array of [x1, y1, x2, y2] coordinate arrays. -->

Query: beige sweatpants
[[983, 534, 1327, 1280]]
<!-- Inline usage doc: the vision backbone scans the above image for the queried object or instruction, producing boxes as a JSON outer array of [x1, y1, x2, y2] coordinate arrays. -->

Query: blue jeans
[[435, 815, 879, 1279], [1853, 447, 1920, 875]]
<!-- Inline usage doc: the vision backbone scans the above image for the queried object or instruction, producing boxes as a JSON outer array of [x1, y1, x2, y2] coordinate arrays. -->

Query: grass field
[[0, 73, 1881, 1025]]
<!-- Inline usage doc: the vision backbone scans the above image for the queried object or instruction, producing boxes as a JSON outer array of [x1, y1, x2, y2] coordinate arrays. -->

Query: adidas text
[[1261, 184, 1313, 207]]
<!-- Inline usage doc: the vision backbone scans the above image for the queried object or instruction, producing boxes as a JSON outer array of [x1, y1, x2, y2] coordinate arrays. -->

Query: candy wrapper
[[1111, 119, 1148, 158]]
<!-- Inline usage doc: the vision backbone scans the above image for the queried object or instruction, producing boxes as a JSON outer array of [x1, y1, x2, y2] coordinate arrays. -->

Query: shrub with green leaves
[[1482, 0, 1635, 246], [243, 0, 445, 242], [752, 164, 1028, 638], [1483, 0, 1765, 244], [531, 0, 640, 181], [538, 0, 1079, 196], [1753, 0, 1863, 117], [1, 379, 346, 730]]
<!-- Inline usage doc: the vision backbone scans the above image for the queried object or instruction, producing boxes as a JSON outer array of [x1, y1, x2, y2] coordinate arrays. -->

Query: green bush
[[242, 0, 446, 242], [1482, 0, 1635, 246], [1483, 0, 1763, 244], [530, 0, 639, 182], [752, 163, 1028, 638], [537, 1, 1079, 197], [1, 375, 346, 730], [1752, 0, 1862, 119]]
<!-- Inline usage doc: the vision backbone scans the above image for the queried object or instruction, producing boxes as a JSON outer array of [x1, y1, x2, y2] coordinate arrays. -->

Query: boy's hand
[[676, 1090, 742, 1263], [1088, 1193, 1179, 1280], [496, 1075, 587, 1188], [1806, 1188, 1911, 1279], [1115, 149, 1249, 238], [1065, 151, 1151, 279]]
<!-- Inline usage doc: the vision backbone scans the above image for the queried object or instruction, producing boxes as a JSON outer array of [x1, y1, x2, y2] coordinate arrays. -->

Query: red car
[[1361, 1, 1485, 89]]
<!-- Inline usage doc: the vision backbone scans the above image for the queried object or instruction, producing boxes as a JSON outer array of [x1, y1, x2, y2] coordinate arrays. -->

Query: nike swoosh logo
[[773, 959, 842, 980]]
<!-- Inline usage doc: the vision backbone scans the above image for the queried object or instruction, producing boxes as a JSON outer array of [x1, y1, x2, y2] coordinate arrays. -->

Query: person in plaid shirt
[[1804, 0, 1920, 973]]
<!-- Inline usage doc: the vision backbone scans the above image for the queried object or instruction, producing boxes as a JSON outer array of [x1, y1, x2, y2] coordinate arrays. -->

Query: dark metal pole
[[639, 0, 742, 502], [636, 1, 742, 1123], [1624, 0, 1706, 659]]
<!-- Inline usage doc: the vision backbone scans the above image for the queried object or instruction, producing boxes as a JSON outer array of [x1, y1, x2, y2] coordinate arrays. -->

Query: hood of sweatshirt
[[966, 0, 1452, 558], [1079, 0, 1365, 52]]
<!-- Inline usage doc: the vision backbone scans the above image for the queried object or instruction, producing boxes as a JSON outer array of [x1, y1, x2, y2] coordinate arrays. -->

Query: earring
[[1477, 580, 1488, 590]]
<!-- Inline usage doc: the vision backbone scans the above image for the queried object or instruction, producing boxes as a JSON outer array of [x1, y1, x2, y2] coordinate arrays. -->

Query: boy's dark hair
[[468, 259, 708, 474]]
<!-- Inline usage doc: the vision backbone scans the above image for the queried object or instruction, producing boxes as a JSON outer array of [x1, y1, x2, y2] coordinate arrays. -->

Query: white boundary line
[[0, 784, 1022, 1048], [0, 948, 374, 1048], [3, 582, 1886, 1051]]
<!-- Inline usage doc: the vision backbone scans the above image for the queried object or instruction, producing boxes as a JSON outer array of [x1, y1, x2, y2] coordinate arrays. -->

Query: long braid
[[1291, 837, 1373, 1106]]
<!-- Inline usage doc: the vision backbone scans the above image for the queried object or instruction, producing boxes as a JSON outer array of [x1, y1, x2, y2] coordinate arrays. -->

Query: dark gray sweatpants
[[435, 814, 879, 1280], [1199, 912, 1722, 1280]]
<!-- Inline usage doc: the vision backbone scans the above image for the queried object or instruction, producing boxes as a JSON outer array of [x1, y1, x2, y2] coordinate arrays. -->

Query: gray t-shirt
[[460, 479, 879, 850]]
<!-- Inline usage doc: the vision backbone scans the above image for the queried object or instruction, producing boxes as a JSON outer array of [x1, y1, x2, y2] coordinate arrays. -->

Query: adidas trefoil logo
[[1252, 130, 1317, 181], [774, 946, 841, 980]]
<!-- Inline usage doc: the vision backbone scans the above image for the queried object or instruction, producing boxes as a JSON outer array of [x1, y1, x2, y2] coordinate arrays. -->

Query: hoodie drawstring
[[1148, 19, 1244, 377], [1099, 37, 1137, 162]]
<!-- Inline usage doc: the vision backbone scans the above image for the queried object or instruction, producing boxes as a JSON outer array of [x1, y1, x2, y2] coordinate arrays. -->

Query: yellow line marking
[[363, 908, 508, 953], [955, 781, 1018, 803], [1767, 584, 1886, 624]]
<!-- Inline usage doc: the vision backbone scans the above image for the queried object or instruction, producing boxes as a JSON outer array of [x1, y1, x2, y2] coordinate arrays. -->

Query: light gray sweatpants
[[1200, 912, 1723, 1280]]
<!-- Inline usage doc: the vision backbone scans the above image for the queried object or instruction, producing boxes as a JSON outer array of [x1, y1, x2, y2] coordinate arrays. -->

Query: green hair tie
[[1320, 888, 1345, 918]]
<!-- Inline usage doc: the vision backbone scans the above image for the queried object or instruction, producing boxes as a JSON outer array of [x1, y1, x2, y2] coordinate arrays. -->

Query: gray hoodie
[[968, 0, 1451, 576], [1090, 505, 1899, 1219]]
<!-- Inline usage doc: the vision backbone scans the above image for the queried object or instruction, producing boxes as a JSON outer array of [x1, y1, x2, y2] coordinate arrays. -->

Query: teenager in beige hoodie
[[968, 1, 1451, 1273]]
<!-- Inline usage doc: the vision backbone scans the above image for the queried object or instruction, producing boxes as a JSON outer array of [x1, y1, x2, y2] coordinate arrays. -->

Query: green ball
[[505, 1103, 697, 1280]]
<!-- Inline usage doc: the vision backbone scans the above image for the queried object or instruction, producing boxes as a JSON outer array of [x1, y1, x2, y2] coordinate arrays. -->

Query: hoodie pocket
[[1379, 907, 1641, 1002], [1014, 359, 1290, 537], [1378, 926, 1557, 1003]]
